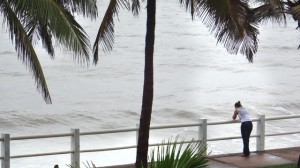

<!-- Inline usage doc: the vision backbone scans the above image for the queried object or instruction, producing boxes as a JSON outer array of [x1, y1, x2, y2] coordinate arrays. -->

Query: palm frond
[[149, 138, 209, 168], [285, 1, 300, 29], [193, 0, 259, 62], [0, 0, 52, 103], [289, 4, 300, 22], [93, 0, 130, 64], [56, 0, 98, 19], [37, 22, 55, 58], [287, 3, 300, 48], [24, 14, 55, 58], [178, 0, 195, 19], [132, 0, 141, 16], [13, 0, 91, 64], [252, 0, 286, 24]]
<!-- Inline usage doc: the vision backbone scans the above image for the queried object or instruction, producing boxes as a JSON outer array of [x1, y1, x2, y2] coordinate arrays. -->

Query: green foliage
[[67, 161, 96, 168], [148, 138, 209, 168], [0, 0, 97, 103]]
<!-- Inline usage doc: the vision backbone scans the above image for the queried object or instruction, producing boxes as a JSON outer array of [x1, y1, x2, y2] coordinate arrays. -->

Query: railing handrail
[[265, 114, 300, 121], [1, 114, 299, 142], [0, 114, 299, 167]]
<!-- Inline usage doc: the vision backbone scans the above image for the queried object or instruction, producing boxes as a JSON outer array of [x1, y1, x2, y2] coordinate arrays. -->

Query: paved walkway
[[209, 147, 300, 168], [100, 147, 300, 168]]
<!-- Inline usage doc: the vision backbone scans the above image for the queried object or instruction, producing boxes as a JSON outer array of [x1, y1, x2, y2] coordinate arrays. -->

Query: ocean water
[[1, 0, 300, 167]]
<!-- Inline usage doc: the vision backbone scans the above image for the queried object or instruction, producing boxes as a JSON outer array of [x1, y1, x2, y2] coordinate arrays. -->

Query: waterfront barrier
[[1, 114, 300, 167]]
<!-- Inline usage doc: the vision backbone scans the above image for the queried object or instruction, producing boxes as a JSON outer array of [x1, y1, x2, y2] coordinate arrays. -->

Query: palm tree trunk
[[135, 0, 156, 167]]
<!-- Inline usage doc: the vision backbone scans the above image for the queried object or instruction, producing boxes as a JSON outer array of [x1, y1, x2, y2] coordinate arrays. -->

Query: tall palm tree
[[93, 0, 300, 167], [135, 0, 155, 167], [0, 0, 97, 103]]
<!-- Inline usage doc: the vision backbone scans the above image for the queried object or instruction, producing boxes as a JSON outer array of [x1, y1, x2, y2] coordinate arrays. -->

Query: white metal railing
[[1, 114, 300, 167]]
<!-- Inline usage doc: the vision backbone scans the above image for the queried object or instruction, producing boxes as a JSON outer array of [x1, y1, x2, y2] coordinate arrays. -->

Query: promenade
[[209, 146, 300, 168], [101, 147, 300, 168]]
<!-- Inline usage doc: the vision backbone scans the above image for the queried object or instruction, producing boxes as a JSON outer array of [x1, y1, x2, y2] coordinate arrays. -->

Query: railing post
[[256, 114, 265, 152], [1, 134, 10, 168], [199, 119, 207, 155], [136, 123, 139, 145], [71, 129, 80, 167]]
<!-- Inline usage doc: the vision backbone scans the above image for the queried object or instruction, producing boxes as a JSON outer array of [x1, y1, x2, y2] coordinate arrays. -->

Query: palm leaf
[[149, 138, 209, 168], [93, 0, 130, 64], [252, 0, 286, 24], [289, 4, 300, 21], [13, 0, 91, 64], [287, 3, 300, 48], [132, 0, 141, 16], [200, 0, 259, 62], [56, 0, 98, 19], [0, 0, 52, 103], [24, 14, 55, 58], [179, 0, 259, 62], [179, 0, 195, 19], [0, 0, 96, 103], [28, 0, 97, 59], [36, 21, 55, 58]]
